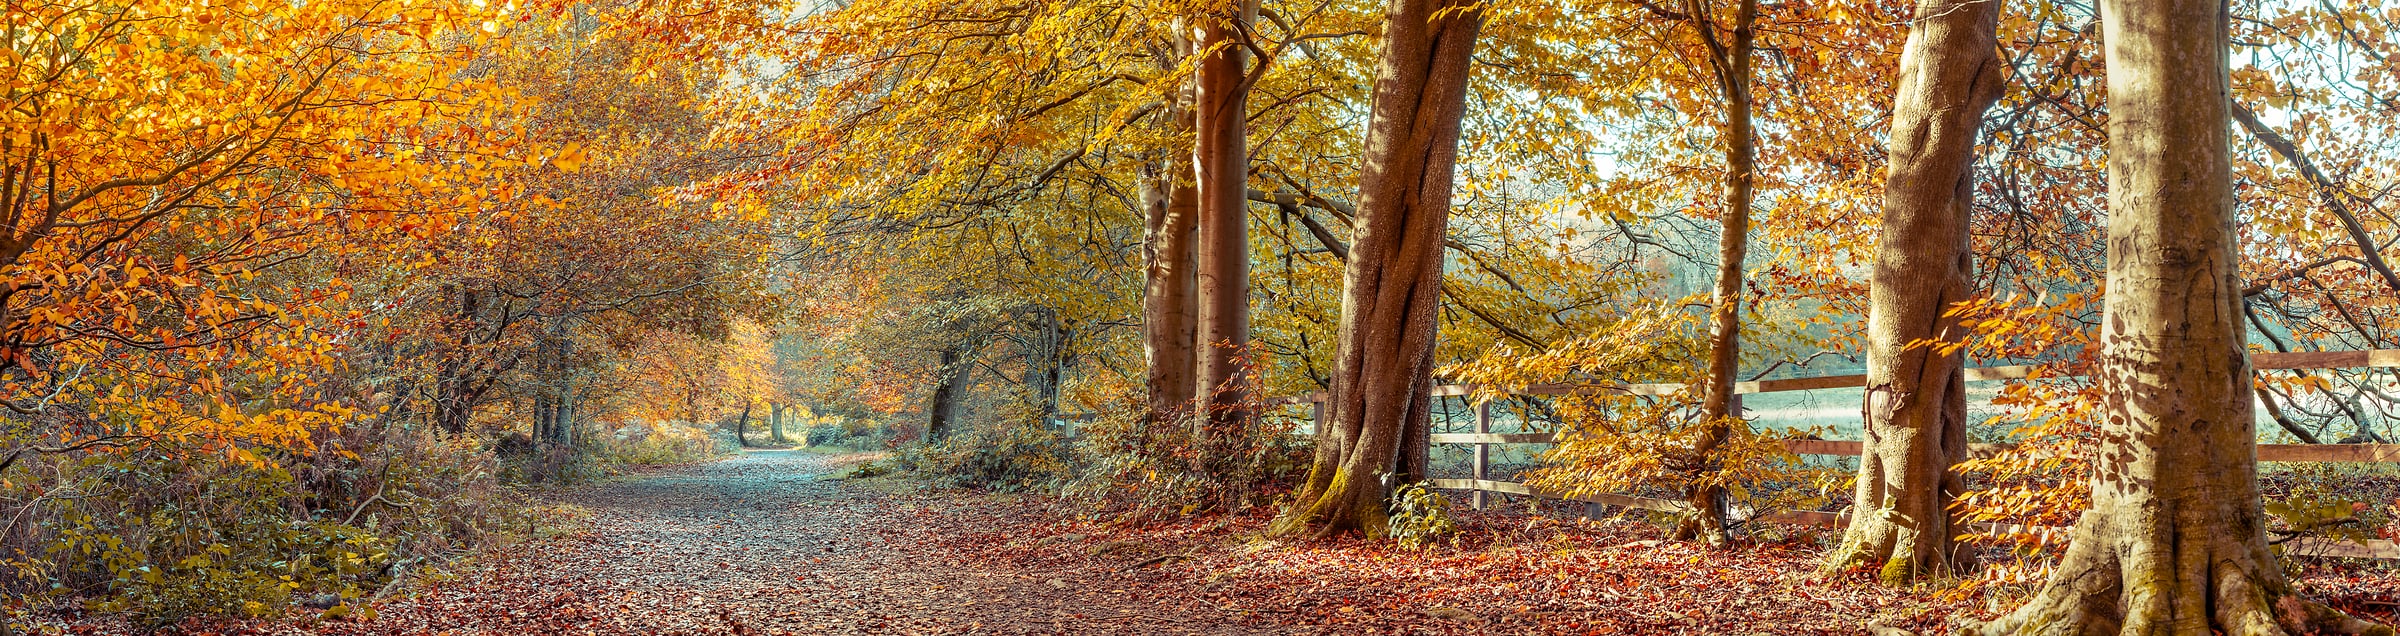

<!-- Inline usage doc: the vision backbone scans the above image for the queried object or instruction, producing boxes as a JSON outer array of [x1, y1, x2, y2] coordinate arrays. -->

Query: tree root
[[1267, 467, 1388, 540], [1970, 514, 2393, 636], [1824, 512, 1968, 585]]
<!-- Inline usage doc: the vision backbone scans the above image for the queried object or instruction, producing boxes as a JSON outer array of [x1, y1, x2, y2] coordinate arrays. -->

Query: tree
[[1142, 124, 1203, 424], [1974, 0, 2387, 632], [1192, 1, 1256, 428], [1830, 0, 2004, 583], [1670, 0, 1761, 547], [1272, 0, 1487, 538], [770, 402, 792, 445], [1143, 21, 1204, 425], [377, 10, 783, 438]]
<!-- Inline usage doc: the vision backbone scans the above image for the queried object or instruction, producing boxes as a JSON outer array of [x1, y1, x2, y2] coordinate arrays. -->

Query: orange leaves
[[0, 0, 527, 456], [549, 143, 590, 173]]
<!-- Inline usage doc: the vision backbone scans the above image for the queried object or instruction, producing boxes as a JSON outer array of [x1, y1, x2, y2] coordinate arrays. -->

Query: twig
[[1122, 553, 1191, 571], [0, 435, 145, 475], [370, 558, 422, 602], [2269, 517, 2363, 545], [342, 493, 398, 527]]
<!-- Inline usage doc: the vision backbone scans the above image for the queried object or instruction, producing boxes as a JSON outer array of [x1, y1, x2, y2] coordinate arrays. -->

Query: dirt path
[[331, 450, 1264, 636], [287, 450, 2400, 635]]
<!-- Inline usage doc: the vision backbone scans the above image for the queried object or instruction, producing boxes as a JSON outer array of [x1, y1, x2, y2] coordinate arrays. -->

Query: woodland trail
[[329, 450, 1265, 636]]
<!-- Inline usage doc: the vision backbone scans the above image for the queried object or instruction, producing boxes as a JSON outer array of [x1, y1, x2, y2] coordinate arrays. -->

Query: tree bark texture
[[554, 373, 575, 447], [1681, 0, 1758, 547], [1142, 162, 1201, 421], [1023, 307, 1071, 420], [1271, 0, 1484, 539], [1192, 0, 1254, 429], [927, 345, 969, 442], [533, 394, 556, 443], [1974, 1, 2387, 633], [1832, 0, 2004, 583], [1143, 31, 1202, 423], [433, 286, 508, 436]]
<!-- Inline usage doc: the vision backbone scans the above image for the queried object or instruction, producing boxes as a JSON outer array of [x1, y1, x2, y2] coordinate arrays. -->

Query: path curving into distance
[[328, 449, 1262, 636]]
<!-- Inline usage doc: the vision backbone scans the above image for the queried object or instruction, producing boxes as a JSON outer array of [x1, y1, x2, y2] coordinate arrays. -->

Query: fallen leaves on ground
[[43, 451, 2400, 635]]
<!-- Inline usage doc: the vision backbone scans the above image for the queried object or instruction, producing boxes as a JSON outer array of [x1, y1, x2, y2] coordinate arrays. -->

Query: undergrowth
[[887, 380, 1312, 526], [0, 423, 525, 630]]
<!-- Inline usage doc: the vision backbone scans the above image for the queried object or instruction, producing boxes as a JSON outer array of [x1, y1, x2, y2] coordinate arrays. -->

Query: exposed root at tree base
[[1267, 467, 1387, 540], [1971, 514, 2393, 636], [1824, 514, 1969, 586]]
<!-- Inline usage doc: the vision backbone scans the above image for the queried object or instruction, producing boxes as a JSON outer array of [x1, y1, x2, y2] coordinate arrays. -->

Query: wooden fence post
[[1311, 395, 1325, 436], [1473, 398, 1491, 510]]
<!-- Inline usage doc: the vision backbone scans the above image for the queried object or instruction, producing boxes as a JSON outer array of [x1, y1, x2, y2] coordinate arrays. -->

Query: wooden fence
[[1274, 349, 2400, 559]]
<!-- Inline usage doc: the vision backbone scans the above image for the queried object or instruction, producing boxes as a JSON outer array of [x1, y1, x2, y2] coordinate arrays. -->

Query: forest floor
[[89, 449, 2400, 635]]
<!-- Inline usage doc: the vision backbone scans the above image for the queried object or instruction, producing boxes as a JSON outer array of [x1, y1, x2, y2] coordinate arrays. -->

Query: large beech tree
[[1974, 0, 2386, 633], [1830, 0, 2004, 582], [1272, 0, 1485, 538], [1193, 2, 1254, 426]]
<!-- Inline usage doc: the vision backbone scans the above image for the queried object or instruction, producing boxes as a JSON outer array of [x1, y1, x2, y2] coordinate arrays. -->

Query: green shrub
[[805, 417, 887, 449], [2261, 462, 2397, 559], [1387, 482, 1458, 550], [0, 424, 522, 629], [502, 445, 603, 485], [40, 453, 384, 626]]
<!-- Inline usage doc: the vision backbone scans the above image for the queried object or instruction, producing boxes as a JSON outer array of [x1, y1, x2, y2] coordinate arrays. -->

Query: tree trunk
[[556, 373, 575, 447], [1680, 0, 1758, 548], [1143, 167, 1201, 423], [1271, 0, 1484, 539], [1973, 1, 2386, 633], [1830, 0, 2003, 583], [927, 345, 968, 442], [1025, 307, 1070, 421], [735, 402, 751, 448], [434, 285, 483, 436], [1143, 31, 1202, 424], [1192, 0, 1253, 430], [534, 394, 555, 443], [771, 402, 789, 444]]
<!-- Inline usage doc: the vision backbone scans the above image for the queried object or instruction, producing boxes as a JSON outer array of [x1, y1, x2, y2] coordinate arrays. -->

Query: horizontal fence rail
[[1271, 349, 2400, 559]]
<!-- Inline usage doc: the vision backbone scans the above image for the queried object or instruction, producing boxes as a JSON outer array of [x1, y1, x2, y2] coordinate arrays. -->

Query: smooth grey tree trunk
[[1272, 0, 1484, 539], [1831, 0, 2004, 583], [1973, 1, 2386, 633]]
